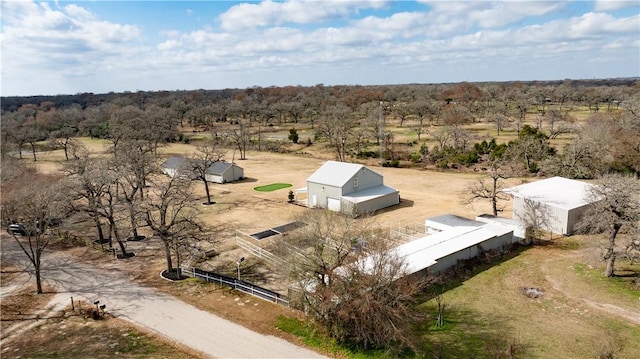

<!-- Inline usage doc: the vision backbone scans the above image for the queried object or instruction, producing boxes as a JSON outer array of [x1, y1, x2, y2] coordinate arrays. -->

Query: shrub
[[288, 128, 299, 144], [383, 159, 400, 168], [356, 150, 377, 159]]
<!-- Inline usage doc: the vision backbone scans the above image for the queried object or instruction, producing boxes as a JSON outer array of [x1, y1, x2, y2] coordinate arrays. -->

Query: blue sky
[[1, 0, 638, 96]]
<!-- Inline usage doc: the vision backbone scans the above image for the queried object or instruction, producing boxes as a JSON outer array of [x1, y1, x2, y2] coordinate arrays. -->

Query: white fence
[[181, 266, 289, 306], [235, 231, 287, 266]]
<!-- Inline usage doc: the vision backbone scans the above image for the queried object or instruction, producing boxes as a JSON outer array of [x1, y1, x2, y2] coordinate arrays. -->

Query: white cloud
[[1, 0, 638, 96], [423, 1, 567, 29], [218, 0, 389, 31], [594, 0, 639, 11], [1, 0, 142, 72]]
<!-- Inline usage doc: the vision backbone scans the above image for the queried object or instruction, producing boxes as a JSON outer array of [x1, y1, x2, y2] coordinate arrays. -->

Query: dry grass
[[1, 313, 204, 359], [5, 115, 639, 357]]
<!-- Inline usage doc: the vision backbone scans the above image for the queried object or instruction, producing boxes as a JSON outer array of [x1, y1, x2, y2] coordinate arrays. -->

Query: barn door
[[327, 197, 341, 212]]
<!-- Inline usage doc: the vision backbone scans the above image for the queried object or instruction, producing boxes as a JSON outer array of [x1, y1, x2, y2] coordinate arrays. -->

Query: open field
[[4, 132, 639, 358], [421, 237, 640, 358]]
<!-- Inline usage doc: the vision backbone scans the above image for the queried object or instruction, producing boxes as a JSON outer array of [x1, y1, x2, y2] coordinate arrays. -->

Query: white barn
[[302, 161, 399, 215], [162, 156, 244, 184], [503, 176, 597, 235]]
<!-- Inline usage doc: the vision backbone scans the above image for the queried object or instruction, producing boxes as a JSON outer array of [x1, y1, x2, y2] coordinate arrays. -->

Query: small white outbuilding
[[162, 156, 244, 184], [503, 176, 598, 235]]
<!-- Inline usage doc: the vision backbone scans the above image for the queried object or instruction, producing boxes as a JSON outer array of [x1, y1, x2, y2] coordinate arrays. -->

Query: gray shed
[[305, 161, 399, 215], [162, 156, 244, 184]]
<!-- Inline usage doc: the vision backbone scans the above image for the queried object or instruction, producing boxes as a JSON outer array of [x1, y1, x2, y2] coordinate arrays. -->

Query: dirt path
[[1, 237, 326, 359], [541, 250, 640, 326]]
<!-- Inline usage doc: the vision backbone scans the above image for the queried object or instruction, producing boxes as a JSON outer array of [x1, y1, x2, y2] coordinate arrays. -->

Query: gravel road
[[1, 237, 326, 358]]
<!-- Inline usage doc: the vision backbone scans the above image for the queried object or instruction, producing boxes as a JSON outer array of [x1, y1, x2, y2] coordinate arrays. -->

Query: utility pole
[[379, 101, 384, 170]]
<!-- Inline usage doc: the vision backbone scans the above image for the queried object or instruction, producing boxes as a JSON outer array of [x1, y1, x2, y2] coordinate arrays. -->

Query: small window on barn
[[353, 177, 359, 187]]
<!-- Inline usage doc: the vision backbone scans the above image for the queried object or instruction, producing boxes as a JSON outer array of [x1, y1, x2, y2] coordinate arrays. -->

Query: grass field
[[419, 239, 640, 359], [253, 183, 293, 192]]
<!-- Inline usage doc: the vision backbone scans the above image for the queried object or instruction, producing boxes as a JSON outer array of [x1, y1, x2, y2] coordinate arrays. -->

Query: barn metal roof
[[425, 214, 483, 230], [397, 224, 512, 275], [503, 176, 597, 210], [163, 156, 188, 170], [162, 156, 240, 175], [307, 160, 375, 187], [341, 185, 398, 203], [356, 222, 513, 277]]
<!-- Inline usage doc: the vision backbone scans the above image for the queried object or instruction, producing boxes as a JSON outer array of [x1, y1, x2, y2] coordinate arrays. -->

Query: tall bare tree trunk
[[94, 216, 105, 243], [35, 265, 43, 294], [31, 142, 37, 161], [163, 239, 174, 272], [110, 219, 128, 257], [492, 177, 499, 216], [604, 224, 621, 277], [203, 179, 212, 204], [128, 202, 139, 238]]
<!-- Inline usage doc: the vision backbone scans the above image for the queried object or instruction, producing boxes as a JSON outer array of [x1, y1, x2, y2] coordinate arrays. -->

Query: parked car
[[7, 224, 28, 236]]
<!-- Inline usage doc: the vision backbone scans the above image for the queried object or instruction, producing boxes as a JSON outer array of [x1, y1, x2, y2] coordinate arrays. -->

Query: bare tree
[[1, 161, 68, 294], [463, 161, 512, 216], [286, 211, 426, 352], [190, 140, 226, 205], [317, 104, 354, 162], [46, 105, 83, 160], [578, 174, 640, 277], [94, 167, 133, 258], [409, 98, 439, 140], [144, 174, 207, 278], [63, 155, 110, 245], [430, 128, 452, 151], [110, 145, 157, 239], [226, 119, 252, 160]]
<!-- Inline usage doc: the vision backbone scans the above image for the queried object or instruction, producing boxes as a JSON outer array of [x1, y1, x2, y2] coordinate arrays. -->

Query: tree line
[[2, 79, 639, 178]]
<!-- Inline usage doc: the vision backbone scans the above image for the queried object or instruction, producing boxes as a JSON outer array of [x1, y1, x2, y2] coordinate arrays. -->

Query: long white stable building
[[358, 214, 515, 278]]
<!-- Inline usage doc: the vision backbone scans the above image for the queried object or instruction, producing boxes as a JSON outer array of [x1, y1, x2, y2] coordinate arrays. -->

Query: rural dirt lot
[[33, 140, 521, 293], [4, 138, 640, 358]]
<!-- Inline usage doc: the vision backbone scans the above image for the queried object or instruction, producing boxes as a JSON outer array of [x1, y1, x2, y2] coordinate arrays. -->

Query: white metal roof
[[503, 176, 597, 210], [425, 214, 483, 230], [398, 224, 511, 275], [341, 185, 398, 203], [307, 160, 374, 187], [357, 223, 512, 277]]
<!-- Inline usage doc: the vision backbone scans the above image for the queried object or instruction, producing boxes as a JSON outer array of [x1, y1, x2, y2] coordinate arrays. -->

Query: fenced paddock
[[181, 266, 289, 306], [382, 222, 428, 243], [235, 230, 287, 266]]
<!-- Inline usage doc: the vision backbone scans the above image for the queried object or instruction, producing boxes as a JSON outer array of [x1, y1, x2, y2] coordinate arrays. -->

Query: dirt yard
[[31, 139, 521, 287]]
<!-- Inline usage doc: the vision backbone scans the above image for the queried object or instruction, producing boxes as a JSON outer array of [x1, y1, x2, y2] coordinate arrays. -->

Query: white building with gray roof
[[302, 160, 399, 215]]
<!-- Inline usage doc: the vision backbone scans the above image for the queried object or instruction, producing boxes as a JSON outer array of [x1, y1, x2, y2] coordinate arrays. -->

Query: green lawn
[[253, 183, 292, 192]]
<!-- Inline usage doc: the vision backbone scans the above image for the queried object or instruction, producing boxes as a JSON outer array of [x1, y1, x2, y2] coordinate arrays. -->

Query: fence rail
[[181, 266, 289, 306], [235, 232, 287, 266]]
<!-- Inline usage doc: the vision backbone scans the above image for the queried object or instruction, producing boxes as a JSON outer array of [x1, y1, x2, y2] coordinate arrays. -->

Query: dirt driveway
[[0, 236, 326, 359]]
